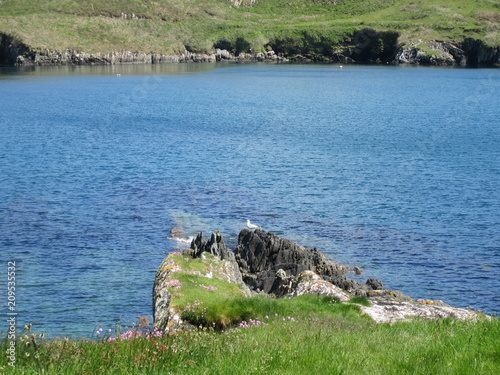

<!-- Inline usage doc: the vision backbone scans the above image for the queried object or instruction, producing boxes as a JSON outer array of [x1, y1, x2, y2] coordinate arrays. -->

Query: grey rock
[[152, 256, 179, 331], [360, 300, 487, 323], [189, 232, 206, 257], [325, 275, 367, 296], [188, 231, 244, 285], [366, 278, 384, 291], [367, 289, 413, 303], [288, 270, 351, 301], [394, 39, 500, 66], [234, 228, 348, 294], [214, 48, 232, 61], [189, 231, 231, 260], [276, 269, 287, 280]]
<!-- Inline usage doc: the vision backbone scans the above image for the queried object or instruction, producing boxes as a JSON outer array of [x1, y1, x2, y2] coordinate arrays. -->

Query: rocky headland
[[153, 229, 485, 332]]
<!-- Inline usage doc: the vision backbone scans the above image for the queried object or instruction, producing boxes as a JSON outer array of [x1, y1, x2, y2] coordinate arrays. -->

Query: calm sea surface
[[1, 63, 499, 338]]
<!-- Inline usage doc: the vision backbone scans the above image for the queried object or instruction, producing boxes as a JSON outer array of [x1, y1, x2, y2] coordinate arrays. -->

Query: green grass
[[4, 250, 497, 374], [0, 0, 498, 56], [160, 254, 364, 328], [2, 299, 498, 374]]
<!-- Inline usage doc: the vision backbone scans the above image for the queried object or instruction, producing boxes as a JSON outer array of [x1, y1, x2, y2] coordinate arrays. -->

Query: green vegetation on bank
[[2, 252, 498, 374], [159, 253, 368, 329], [1, 299, 498, 374], [0, 0, 498, 56]]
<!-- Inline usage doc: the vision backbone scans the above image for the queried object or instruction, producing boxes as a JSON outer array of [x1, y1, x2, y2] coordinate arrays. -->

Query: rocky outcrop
[[153, 229, 487, 331], [462, 38, 500, 66], [234, 229, 386, 297], [153, 255, 179, 331], [395, 39, 500, 66], [286, 270, 351, 301], [395, 41, 464, 66], [183, 231, 244, 286], [8, 49, 219, 66], [0, 40, 287, 66], [153, 233, 250, 331], [186, 231, 231, 260], [360, 291, 485, 323], [234, 228, 349, 294]]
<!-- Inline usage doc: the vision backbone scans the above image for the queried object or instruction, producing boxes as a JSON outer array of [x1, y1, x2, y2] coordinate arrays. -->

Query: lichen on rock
[[288, 270, 351, 301]]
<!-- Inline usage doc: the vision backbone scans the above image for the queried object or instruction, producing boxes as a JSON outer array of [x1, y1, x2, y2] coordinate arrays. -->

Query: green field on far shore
[[0, 0, 498, 55]]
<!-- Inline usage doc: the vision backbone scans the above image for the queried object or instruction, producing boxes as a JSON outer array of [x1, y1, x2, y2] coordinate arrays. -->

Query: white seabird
[[246, 219, 259, 229]]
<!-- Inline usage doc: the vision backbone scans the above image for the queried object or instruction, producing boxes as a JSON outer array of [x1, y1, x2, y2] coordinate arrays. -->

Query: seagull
[[246, 219, 259, 229]]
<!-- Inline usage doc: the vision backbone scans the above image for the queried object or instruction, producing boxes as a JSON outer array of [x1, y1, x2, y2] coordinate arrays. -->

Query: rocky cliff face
[[1, 46, 237, 66], [0, 34, 284, 66], [462, 38, 500, 66], [395, 39, 500, 66], [2, 30, 498, 67], [0, 33, 30, 66]]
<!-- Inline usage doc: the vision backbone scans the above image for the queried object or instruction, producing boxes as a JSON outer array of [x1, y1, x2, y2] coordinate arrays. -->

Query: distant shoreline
[[1, 34, 499, 68]]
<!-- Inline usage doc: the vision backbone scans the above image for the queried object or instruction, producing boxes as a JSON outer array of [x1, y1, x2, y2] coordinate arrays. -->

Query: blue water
[[1, 63, 499, 338]]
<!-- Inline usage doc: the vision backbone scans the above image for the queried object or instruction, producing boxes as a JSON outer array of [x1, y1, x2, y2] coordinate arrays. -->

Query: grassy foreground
[[1, 299, 498, 374], [2, 268, 499, 374], [0, 0, 499, 55]]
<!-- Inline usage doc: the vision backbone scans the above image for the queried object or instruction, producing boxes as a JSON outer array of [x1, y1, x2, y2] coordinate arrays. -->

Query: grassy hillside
[[0, 0, 498, 55]]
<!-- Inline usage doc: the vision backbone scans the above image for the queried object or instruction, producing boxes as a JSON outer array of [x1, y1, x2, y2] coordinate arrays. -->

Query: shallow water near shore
[[1, 63, 499, 338]]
